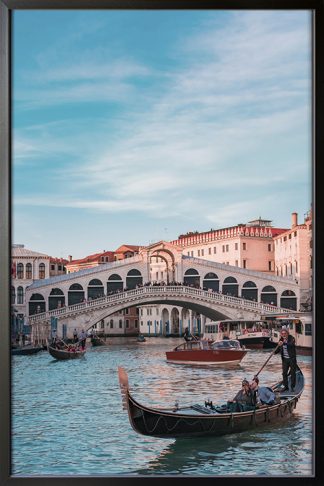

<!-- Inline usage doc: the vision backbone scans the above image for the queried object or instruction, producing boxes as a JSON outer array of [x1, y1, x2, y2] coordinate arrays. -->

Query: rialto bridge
[[26, 241, 299, 339]]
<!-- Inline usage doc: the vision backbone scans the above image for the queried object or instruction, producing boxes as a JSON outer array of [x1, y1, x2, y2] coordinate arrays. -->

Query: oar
[[253, 342, 281, 379]]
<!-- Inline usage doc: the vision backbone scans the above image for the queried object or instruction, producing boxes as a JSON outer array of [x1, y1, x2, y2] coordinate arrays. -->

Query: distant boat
[[11, 345, 43, 356], [137, 335, 146, 342], [118, 366, 304, 438], [48, 345, 86, 360], [91, 336, 105, 346], [166, 339, 247, 365]]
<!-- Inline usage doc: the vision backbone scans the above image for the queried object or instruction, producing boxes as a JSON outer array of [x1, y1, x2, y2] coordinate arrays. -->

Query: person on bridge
[[275, 326, 297, 392]]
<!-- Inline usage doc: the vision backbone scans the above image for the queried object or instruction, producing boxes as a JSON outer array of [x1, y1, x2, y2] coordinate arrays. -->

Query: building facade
[[170, 218, 288, 273], [274, 210, 312, 306]]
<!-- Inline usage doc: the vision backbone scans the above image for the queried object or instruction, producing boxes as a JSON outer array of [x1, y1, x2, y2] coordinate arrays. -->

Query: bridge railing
[[28, 285, 292, 324]]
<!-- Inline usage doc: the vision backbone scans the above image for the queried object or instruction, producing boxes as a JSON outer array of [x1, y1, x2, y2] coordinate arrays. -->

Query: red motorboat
[[166, 339, 247, 365]]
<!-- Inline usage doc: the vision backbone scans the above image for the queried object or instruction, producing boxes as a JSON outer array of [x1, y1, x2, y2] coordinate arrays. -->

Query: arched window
[[39, 263, 45, 279], [126, 269, 143, 290], [17, 286, 24, 304], [107, 274, 123, 293], [242, 281, 258, 301], [261, 285, 277, 306], [183, 268, 200, 287], [88, 279, 104, 300], [49, 288, 65, 310], [26, 263, 32, 279], [29, 293, 46, 315], [17, 263, 24, 279], [68, 283, 84, 306], [222, 276, 239, 297], [203, 272, 219, 291], [280, 290, 297, 311]]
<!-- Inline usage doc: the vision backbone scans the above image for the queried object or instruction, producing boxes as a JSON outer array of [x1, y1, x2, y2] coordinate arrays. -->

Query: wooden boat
[[91, 336, 105, 346], [11, 345, 43, 356], [166, 339, 247, 365], [48, 345, 86, 360], [118, 367, 304, 438]]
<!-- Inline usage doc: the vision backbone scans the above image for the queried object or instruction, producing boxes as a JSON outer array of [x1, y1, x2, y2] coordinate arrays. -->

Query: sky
[[12, 10, 312, 259]]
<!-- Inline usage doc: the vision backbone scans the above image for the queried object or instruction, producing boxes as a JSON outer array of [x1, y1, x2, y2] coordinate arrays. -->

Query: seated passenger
[[250, 376, 276, 406], [227, 379, 256, 412]]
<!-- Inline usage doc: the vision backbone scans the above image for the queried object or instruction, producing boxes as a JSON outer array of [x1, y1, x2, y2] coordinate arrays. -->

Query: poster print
[[9, 7, 314, 478]]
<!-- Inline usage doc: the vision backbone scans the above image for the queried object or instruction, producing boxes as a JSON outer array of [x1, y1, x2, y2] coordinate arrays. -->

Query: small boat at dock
[[11, 345, 44, 356], [137, 335, 146, 342], [166, 339, 247, 365], [118, 367, 304, 438]]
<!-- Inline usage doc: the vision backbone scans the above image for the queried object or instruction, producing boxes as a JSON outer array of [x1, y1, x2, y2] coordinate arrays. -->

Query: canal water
[[11, 338, 313, 476]]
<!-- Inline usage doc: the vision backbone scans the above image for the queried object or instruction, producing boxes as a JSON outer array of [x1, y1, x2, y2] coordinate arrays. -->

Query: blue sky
[[13, 10, 312, 259]]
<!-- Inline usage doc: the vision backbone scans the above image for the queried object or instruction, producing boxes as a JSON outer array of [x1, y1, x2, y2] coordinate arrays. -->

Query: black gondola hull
[[119, 367, 304, 438]]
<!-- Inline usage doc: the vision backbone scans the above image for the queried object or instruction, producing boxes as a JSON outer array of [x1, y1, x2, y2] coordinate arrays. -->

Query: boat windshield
[[211, 340, 241, 349]]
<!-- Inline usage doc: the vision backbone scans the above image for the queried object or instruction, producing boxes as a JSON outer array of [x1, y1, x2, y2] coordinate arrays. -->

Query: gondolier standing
[[275, 326, 297, 391], [79, 329, 87, 350]]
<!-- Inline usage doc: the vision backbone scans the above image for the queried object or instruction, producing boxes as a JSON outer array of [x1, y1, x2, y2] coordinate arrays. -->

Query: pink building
[[170, 218, 288, 273], [274, 210, 312, 305]]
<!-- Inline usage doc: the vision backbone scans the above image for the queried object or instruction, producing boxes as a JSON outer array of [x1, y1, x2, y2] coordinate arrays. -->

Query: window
[[126, 320, 129, 328], [235, 260, 238, 266], [235, 243, 238, 250], [191, 251, 194, 257], [294, 231, 297, 237], [39, 263, 45, 279], [17, 286, 24, 304], [17, 263, 24, 279], [141, 321, 143, 326], [156, 272, 158, 280], [135, 320, 138, 328], [290, 263, 293, 274], [289, 234, 291, 239], [305, 324, 312, 336], [51, 264, 55, 271], [110, 319, 114, 328], [208, 248, 211, 255], [222, 245, 225, 252], [58, 265, 62, 270], [243, 259, 247, 269], [119, 320, 123, 328], [213, 247, 216, 254], [268, 244, 271, 251], [11, 286, 15, 304], [147, 309, 150, 316], [156, 308, 159, 315], [101, 320, 104, 329], [26, 263, 32, 279], [125, 308, 129, 315], [226, 245, 229, 252], [268, 261, 272, 271], [187, 251, 190, 256], [201, 249, 204, 256], [141, 309, 143, 316], [243, 243, 246, 250], [284, 236, 287, 242], [198, 250, 200, 256]]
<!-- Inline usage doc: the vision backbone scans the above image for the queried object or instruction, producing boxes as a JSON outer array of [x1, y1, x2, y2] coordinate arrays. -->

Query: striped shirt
[[282, 342, 290, 359]]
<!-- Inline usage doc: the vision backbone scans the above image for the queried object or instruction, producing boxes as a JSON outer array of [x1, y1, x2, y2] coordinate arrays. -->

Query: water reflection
[[11, 338, 313, 476]]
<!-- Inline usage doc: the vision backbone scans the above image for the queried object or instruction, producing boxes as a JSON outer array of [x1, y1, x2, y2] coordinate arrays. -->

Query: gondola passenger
[[227, 379, 256, 412]]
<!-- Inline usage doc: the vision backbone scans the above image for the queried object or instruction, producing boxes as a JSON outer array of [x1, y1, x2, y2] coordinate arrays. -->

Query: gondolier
[[275, 326, 297, 392]]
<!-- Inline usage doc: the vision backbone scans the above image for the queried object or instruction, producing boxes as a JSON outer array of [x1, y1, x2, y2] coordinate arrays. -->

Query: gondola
[[11, 345, 44, 356], [118, 366, 304, 438], [48, 345, 86, 360], [91, 336, 105, 346]]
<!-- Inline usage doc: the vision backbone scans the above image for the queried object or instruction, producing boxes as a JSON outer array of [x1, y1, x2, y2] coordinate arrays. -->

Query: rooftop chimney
[[291, 212, 298, 228], [68, 255, 72, 262]]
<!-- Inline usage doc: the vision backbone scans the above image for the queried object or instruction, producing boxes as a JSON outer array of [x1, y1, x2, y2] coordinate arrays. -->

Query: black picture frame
[[1, 1, 323, 485]]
